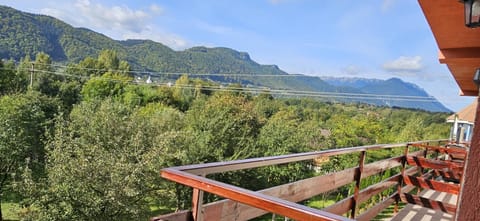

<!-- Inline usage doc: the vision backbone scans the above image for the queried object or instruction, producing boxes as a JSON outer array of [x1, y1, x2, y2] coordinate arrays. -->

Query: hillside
[[322, 77, 451, 112], [0, 5, 450, 112]]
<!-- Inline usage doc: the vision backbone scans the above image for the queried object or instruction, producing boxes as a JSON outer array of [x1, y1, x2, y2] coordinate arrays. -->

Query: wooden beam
[[157, 140, 447, 220], [406, 156, 463, 172], [356, 185, 417, 221], [409, 143, 467, 156], [151, 210, 193, 221], [323, 198, 353, 216], [191, 188, 204, 221], [200, 167, 357, 221], [180, 154, 421, 220], [358, 177, 399, 203], [439, 48, 480, 64], [403, 175, 460, 195], [400, 193, 457, 214], [433, 169, 461, 182], [323, 169, 414, 217], [352, 151, 366, 218], [161, 169, 352, 221], [362, 156, 401, 178], [356, 194, 396, 221], [170, 140, 447, 175], [361, 150, 425, 179]]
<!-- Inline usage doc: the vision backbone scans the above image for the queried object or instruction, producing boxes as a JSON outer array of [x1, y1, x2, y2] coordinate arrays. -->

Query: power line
[[11, 65, 439, 99], [1, 65, 465, 103], [42, 63, 306, 77], [22, 68, 444, 103]]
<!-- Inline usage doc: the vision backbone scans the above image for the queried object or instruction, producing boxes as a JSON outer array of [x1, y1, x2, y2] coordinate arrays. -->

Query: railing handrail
[[170, 140, 447, 175], [162, 168, 352, 221], [159, 139, 449, 221]]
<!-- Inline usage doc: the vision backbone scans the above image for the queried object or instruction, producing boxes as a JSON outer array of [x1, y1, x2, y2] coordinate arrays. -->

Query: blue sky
[[0, 0, 475, 111]]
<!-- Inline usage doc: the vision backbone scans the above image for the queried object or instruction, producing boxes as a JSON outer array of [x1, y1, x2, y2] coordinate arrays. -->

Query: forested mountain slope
[[0, 5, 450, 112]]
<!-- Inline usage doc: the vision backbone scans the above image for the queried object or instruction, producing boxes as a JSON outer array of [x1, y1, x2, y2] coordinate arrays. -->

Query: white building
[[447, 100, 477, 144]]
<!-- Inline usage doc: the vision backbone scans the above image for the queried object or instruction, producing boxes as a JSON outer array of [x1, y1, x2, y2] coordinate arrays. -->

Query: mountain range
[[0, 5, 451, 112]]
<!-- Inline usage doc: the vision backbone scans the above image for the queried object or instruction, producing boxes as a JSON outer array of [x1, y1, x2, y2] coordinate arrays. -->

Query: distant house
[[447, 100, 477, 144]]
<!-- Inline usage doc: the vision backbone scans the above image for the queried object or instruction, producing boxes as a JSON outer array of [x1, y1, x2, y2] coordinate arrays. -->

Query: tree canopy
[[0, 51, 451, 221]]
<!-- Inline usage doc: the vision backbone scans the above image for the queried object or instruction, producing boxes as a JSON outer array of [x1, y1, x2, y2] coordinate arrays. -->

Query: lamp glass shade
[[465, 0, 480, 27]]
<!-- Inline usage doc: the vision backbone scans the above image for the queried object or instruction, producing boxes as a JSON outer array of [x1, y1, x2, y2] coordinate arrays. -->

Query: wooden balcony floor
[[390, 189, 457, 221]]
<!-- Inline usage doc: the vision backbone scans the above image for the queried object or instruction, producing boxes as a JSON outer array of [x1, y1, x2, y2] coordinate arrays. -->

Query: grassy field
[[1, 202, 20, 221], [1, 191, 20, 221]]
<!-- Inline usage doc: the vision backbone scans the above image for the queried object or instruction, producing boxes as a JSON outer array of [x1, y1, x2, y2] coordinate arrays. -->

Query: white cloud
[[40, 7, 66, 19], [149, 4, 163, 14], [74, 0, 149, 33], [383, 56, 423, 72], [123, 28, 188, 50], [381, 0, 396, 13], [196, 21, 234, 35], [341, 65, 363, 76], [268, 0, 288, 5], [40, 1, 187, 50]]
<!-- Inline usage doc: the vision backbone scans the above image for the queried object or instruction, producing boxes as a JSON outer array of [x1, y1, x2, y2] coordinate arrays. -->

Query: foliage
[[0, 47, 453, 220], [0, 59, 24, 95], [0, 92, 56, 220], [22, 100, 182, 220], [0, 5, 452, 112]]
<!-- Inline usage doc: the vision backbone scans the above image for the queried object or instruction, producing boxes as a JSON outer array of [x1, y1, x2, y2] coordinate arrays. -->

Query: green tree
[[0, 94, 48, 221], [172, 75, 194, 111], [80, 73, 130, 101], [185, 93, 261, 162], [122, 85, 175, 108], [396, 117, 425, 142], [31, 52, 61, 96], [0, 59, 25, 95], [25, 100, 182, 220], [96, 50, 131, 77]]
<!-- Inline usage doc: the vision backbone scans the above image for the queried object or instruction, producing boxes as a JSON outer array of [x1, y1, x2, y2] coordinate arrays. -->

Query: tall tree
[[25, 99, 183, 220], [30, 52, 61, 96], [0, 94, 47, 221], [0, 59, 23, 95]]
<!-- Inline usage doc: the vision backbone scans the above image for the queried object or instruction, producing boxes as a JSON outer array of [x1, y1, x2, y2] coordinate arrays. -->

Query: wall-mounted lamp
[[463, 0, 480, 27], [474, 68, 480, 86]]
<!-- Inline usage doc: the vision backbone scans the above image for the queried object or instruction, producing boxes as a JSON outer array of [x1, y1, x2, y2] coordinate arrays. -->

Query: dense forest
[[0, 50, 451, 220]]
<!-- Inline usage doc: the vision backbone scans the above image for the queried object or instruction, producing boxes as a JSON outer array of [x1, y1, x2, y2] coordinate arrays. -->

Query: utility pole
[[29, 63, 34, 89]]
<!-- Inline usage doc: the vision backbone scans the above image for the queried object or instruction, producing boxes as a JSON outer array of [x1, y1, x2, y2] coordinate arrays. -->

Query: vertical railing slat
[[351, 150, 366, 219], [192, 174, 206, 221]]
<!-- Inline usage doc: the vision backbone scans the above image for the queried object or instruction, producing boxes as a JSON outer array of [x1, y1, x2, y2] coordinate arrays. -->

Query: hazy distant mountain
[[321, 77, 384, 89], [0, 5, 450, 112], [322, 77, 451, 112]]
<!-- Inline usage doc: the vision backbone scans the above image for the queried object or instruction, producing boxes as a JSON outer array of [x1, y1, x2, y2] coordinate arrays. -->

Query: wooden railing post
[[395, 144, 409, 213], [351, 150, 366, 219], [192, 174, 206, 221], [159, 140, 448, 221], [418, 143, 428, 194]]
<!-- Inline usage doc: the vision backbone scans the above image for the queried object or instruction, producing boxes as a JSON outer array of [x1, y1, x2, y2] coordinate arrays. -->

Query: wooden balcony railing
[[153, 139, 467, 221]]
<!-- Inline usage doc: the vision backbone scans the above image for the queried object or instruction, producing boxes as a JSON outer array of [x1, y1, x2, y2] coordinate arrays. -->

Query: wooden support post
[[456, 96, 480, 220], [395, 145, 409, 213], [192, 188, 204, 221], [351, 151, 366, 219], [192, 174, 206, 221], [418, 146, 428, 194]]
